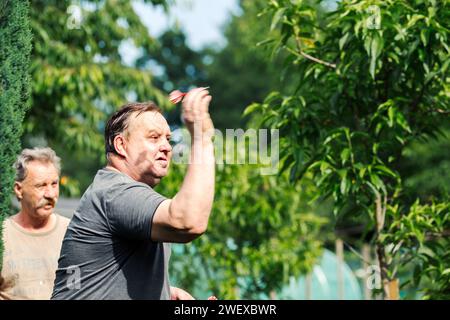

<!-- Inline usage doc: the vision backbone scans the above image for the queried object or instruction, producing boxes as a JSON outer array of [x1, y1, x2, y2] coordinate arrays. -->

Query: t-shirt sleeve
[[105, 183, 167, 240]]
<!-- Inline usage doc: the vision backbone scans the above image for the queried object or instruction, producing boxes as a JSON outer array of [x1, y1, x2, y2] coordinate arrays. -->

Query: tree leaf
[[243, 103, 261, 116], [339, 32, 349, 50], [270, 8, 285, 31], [340, 171, 349, 195], [340, 148, 350, 165]]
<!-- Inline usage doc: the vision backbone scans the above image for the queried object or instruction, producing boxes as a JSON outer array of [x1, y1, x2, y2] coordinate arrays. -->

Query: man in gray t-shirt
[[52, 88, 215, 299]]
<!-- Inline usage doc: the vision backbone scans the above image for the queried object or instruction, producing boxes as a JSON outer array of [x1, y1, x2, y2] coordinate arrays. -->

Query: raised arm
[[152, 88, 215, 243]]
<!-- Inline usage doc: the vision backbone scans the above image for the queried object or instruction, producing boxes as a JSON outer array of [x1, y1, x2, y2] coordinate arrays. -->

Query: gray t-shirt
[[51, 168, 170, 300]]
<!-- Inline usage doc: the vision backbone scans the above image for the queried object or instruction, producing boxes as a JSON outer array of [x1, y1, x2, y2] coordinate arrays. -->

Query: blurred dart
[[169, 90, 185, 104], [169, 87, 209, 104]]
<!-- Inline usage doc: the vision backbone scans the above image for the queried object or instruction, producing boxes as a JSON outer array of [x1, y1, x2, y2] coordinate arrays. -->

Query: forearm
[[170, 137, 215, 232]]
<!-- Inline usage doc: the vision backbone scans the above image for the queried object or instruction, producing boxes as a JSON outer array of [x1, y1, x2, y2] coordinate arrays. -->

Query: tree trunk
[[376, 242, 399, 299], [374, 193, 399, 299]]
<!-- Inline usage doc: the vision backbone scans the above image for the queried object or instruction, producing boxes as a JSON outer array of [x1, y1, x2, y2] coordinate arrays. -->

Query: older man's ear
[[113, 135, 127, 158], [14, 182, 23, 200]]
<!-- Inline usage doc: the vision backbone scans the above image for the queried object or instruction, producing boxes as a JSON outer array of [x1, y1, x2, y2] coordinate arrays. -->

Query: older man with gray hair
[[0, 147, 69, 299]]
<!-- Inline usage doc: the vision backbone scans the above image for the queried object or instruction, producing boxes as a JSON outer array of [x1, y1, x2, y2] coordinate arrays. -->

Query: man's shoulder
[[54, 213, 70, 228], [1, 215, 16, 230], [91, 168, 149, 193], [1, 216, 12, 235], [55, 213, 70, 222]]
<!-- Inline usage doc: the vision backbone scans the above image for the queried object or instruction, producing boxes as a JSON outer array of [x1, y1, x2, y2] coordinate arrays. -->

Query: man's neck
[[106, 159, 159, 187], [106, 158, 138, 179], [13, 211, 55, 233]]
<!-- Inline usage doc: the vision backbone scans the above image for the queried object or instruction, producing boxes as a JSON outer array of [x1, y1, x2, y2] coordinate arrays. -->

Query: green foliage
[[25, 0, 171, 195], [383, 201, 449, 299], [205, 0, 290, 129], [0, 0, 32, 268], [246, 0, 449, 298], [400, 128, 450, 201], [136, 26, 208, 126], [137, 27, 208, 92], [156, 145, 326, 299]]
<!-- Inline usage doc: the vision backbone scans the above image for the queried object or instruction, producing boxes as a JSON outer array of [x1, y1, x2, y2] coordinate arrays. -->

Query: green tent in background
[[170, 246, 364, 300], [279, 250, 362, 300]]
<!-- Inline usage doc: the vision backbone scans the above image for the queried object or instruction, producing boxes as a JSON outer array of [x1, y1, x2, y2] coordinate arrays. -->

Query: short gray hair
[[15, 147, 61, 182]]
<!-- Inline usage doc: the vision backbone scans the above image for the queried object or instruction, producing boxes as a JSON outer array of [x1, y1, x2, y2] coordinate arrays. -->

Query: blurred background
[[2, 0, 449, 299]]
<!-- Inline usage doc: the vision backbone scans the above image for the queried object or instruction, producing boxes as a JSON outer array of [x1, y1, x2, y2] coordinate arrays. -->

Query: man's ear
[[113, 135, 127, 158], [14, 182, 23, 200]]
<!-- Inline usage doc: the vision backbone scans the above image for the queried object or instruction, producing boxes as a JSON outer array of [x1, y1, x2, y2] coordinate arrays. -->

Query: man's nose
[[160, 140, 172, 153], [44, 186, 58, 199]]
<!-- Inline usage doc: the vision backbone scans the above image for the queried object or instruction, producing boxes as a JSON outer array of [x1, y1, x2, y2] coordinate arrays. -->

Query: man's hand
[[181, 87, 214, 139], [170, 286, 195, 300]]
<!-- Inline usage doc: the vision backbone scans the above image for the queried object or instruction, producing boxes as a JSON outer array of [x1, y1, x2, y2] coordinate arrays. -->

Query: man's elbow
[[187, 222, 208, 236], [169, 205, 210, 242], [180, 221, 208, 243], [174, 227, 205, 243], [190, 223, 208, 236]]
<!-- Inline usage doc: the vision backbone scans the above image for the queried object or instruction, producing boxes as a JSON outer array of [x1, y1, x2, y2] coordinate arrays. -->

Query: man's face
[[14, 161, 59, 220], [124, 111, 172, 185]]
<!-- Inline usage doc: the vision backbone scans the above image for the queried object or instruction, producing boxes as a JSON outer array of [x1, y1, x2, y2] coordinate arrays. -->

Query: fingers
[[182, 87, 211, 122], [200, 94, 212, 115], [170, 287, 195, 300], [182, 291, 195, 300]]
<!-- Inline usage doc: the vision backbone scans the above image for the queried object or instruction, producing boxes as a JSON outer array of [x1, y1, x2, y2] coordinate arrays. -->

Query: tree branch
[[427, 108, 450, 115], [293, 34, 336, 69], [299, 50, 337, 68]]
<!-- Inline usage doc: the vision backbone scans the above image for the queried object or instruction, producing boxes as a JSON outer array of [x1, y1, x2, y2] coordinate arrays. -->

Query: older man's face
[[124, 111, 173, 186], [15, 161, 59, 220]]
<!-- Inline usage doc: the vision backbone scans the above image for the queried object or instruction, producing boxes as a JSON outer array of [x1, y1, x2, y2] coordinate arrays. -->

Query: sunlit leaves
[[245, 0, 450, 299], [27, 0, 172, 155]]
